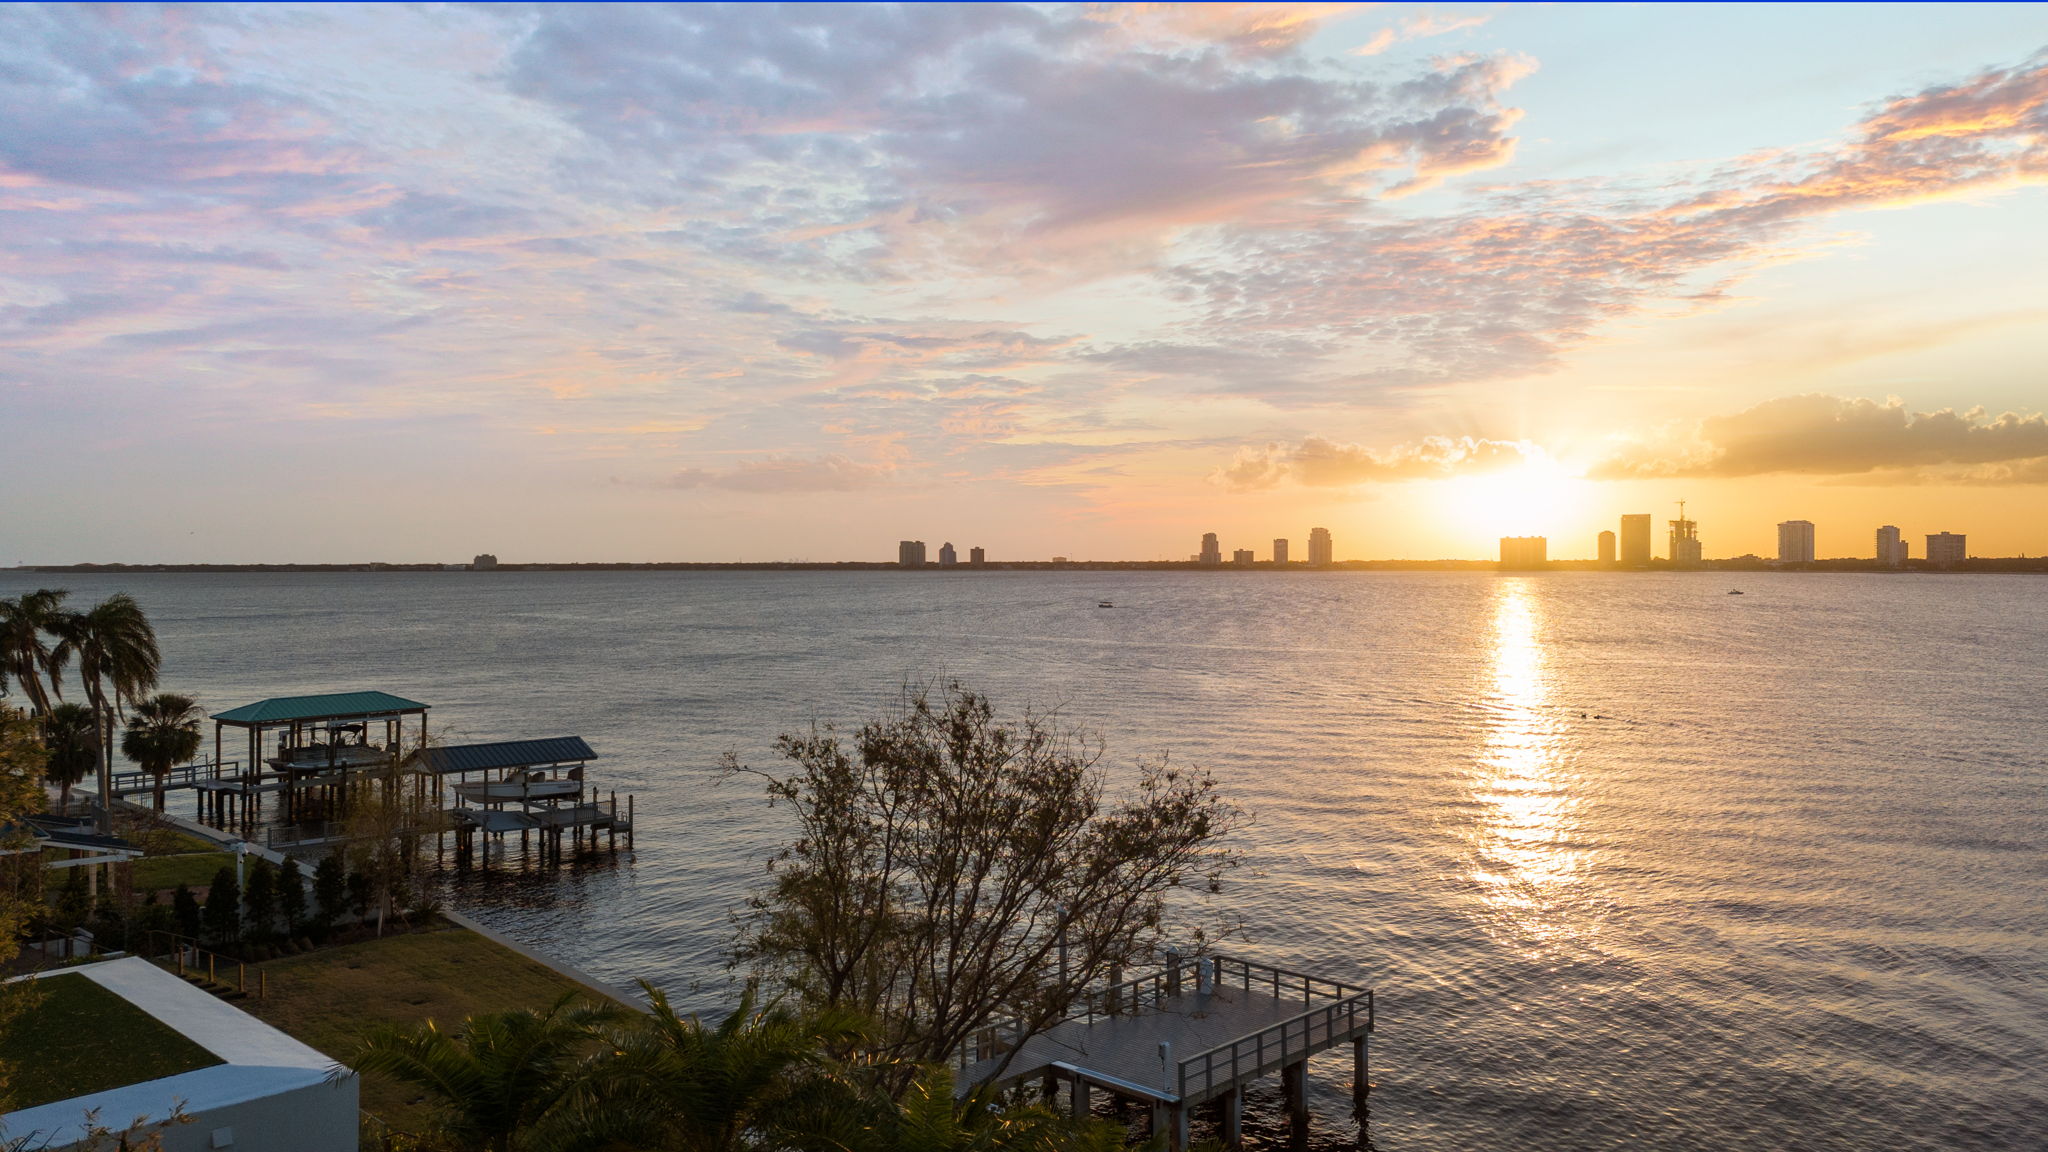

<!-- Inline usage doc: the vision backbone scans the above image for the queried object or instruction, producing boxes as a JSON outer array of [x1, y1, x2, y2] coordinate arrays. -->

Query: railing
[[263, 820, 351, 850], [139, 930, 266, 999], [106, 760, 243, 795], [952, 951, 1373, 1080], [1177, 986, 1372, 1102]]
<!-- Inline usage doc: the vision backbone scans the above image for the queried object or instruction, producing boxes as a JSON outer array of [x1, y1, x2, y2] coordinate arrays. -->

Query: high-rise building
[[1308, 527, 1333, 566], [1499, 536, 1548, 569], [1198, 532, 1223, 565], [1926, 532, 1967, 568], [1669, 507, 1701, 567], [969, 546, 986, 566], [1272, 538, 1290, 565], [938, 542, 958, 567], [1596, 531, 1616, 564], [1777, 520, 1815, 564], [1875, 526, 1904, 567], [897, 540, 927, 566], [1619, 514, 1652, 565], [1232, 548, 1255, 565]]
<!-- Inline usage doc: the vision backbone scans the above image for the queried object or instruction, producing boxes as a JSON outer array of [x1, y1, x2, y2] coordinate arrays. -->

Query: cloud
[[1595, 395, 2048, 482], [502, 3, 1533, 270], [1215, 435, 1536, 490], [1352, 9, 1491, 57], [666, 454, 894, 493], [1170, 48, 2048, 390]]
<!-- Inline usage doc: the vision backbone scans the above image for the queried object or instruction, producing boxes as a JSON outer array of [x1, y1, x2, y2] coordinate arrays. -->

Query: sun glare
[[1432, 455, 1588, 543]]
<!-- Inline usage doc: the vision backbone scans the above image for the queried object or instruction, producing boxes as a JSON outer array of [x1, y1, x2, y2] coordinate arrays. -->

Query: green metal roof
[[212, 690, 430, 726]]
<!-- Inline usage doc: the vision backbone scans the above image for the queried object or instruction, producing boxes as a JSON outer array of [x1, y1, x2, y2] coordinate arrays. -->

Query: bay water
[[4, 569, 2043, 1150]]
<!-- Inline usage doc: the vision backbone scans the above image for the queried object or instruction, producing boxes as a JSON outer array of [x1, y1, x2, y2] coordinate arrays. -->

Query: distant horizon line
[[9, 557, 2047, 574]]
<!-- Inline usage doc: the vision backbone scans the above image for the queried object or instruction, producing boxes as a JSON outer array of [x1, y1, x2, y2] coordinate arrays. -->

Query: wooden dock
[[959, 955, 1372, 1151]]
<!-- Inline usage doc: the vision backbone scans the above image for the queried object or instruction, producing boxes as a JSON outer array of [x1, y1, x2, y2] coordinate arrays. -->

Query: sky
[[3, 2, 2047, 564]]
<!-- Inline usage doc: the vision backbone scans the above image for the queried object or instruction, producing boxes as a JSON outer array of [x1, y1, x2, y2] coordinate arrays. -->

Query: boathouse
[[410, 736, 633, 865]]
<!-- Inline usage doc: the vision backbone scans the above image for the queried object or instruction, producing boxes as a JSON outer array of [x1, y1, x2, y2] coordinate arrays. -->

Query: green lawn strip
[[130, 851, 234, 893], [238, 920, 624, 1138], [0, 972, 226, 1110]]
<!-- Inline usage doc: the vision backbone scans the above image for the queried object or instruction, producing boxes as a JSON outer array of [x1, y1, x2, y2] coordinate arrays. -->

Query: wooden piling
[[1283, 1060, 1308, 1152]]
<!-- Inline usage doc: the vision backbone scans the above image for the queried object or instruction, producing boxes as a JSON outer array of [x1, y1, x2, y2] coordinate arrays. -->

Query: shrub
[[172, 884, 202, 938], [279, 856, 308, 934], [203, 865, 240, 945], [312, 854, 346, 933], [243, 858, 276, 941]]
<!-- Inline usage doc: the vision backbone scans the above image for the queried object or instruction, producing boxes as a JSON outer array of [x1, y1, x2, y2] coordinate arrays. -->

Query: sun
[[1430, 454, 1588, 543]]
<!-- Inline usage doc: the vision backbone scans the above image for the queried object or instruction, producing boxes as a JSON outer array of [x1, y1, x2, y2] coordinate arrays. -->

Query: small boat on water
[[1098, 601, 1114, 608], [1728, 590, 1744, 595], [453, 768, 582, 804]]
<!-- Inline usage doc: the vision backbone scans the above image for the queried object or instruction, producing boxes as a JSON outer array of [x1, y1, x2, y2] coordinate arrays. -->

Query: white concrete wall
[[152, 1076, 358, 1152]]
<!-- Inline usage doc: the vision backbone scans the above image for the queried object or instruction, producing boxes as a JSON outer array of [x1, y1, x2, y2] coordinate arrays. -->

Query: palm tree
[[344, 992, 619, 1152], [54, 593, 159, 830], [122, 694, 203, 811], [0, 588, 70, 714], [559, 981, 871, 1152], [40, 702, 100, 813], [55, 593, 160, 720], [884, 1066, 1108, 1152]]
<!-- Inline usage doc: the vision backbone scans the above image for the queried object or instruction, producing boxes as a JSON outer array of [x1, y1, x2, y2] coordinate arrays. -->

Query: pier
[[108, 690, 633, 868], [959, 954, 1372, 1151], [415, 736, 635, 867]]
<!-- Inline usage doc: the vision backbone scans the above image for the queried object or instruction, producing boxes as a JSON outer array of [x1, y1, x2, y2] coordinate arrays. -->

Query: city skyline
[[6, 5, 2048, 564]]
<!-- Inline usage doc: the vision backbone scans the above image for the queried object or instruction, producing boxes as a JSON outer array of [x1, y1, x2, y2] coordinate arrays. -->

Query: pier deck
[[958, 955, 1372, 1150]]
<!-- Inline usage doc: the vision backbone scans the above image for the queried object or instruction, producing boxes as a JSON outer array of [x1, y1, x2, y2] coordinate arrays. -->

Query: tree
[[120, 693, 202, 811], [0, 589, 69, 715], [173, 884, 202, 939], [0, 707, 51, 1110], [341, 762, 439, 935], [278, 856, 308, 937], [313, 854, 347, 935], [53, 593, 160, 720], [344, 992, 619, 1152], [243, 858, 276, 941], [39, 702, 99, 812], [54, 593, 159, 832], [862, 1065, 1126, 1152], [203, 865, 240, 946], [558, 981, 870, 1152], [731, 682, 1243, 1083]]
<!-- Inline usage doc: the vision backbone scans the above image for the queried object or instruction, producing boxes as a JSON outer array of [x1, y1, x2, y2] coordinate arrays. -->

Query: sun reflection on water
[[1471, 579, 1593, 946]]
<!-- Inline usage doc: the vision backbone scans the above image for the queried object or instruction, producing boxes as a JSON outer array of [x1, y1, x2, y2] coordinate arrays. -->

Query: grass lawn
[[130, 851, 235, 893], [240, 920, 623, 1138], [0, 972, 225, 1110]]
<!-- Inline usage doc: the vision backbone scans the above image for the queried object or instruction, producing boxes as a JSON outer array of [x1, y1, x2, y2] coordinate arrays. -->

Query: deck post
[[1220, 1087, 1243, 1148], [1283, 1059, 1308, 1151], [1353, 1034, 1369, 1110], [1070, 1077, 1090, 1119], [1168, 1104, 1189, 1152], [1353, 1033, 1370, 1148]]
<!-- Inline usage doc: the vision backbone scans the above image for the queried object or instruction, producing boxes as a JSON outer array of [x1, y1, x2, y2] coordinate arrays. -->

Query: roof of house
[[212, 690, 429, 726], [0, 958, 352, 1147], [412, 736, 598, 776]]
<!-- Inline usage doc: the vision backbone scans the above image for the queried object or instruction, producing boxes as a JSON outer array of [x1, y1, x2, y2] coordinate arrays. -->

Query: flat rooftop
[[1, 958, 349, 1147]]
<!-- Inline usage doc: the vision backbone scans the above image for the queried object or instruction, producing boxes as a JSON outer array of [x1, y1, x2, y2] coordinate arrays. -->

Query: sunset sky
[[5, 3, 2047, 564]]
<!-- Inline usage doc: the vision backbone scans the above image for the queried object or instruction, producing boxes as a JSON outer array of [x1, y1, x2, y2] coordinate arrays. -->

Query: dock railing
[[106, 759, 242, 796], [1176, 981, 1372, 1103], [953, 952, 1373, 1083]]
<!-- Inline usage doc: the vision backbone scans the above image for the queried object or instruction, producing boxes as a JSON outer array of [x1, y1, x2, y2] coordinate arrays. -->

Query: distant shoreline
[[11, 559, 2047, 574]]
